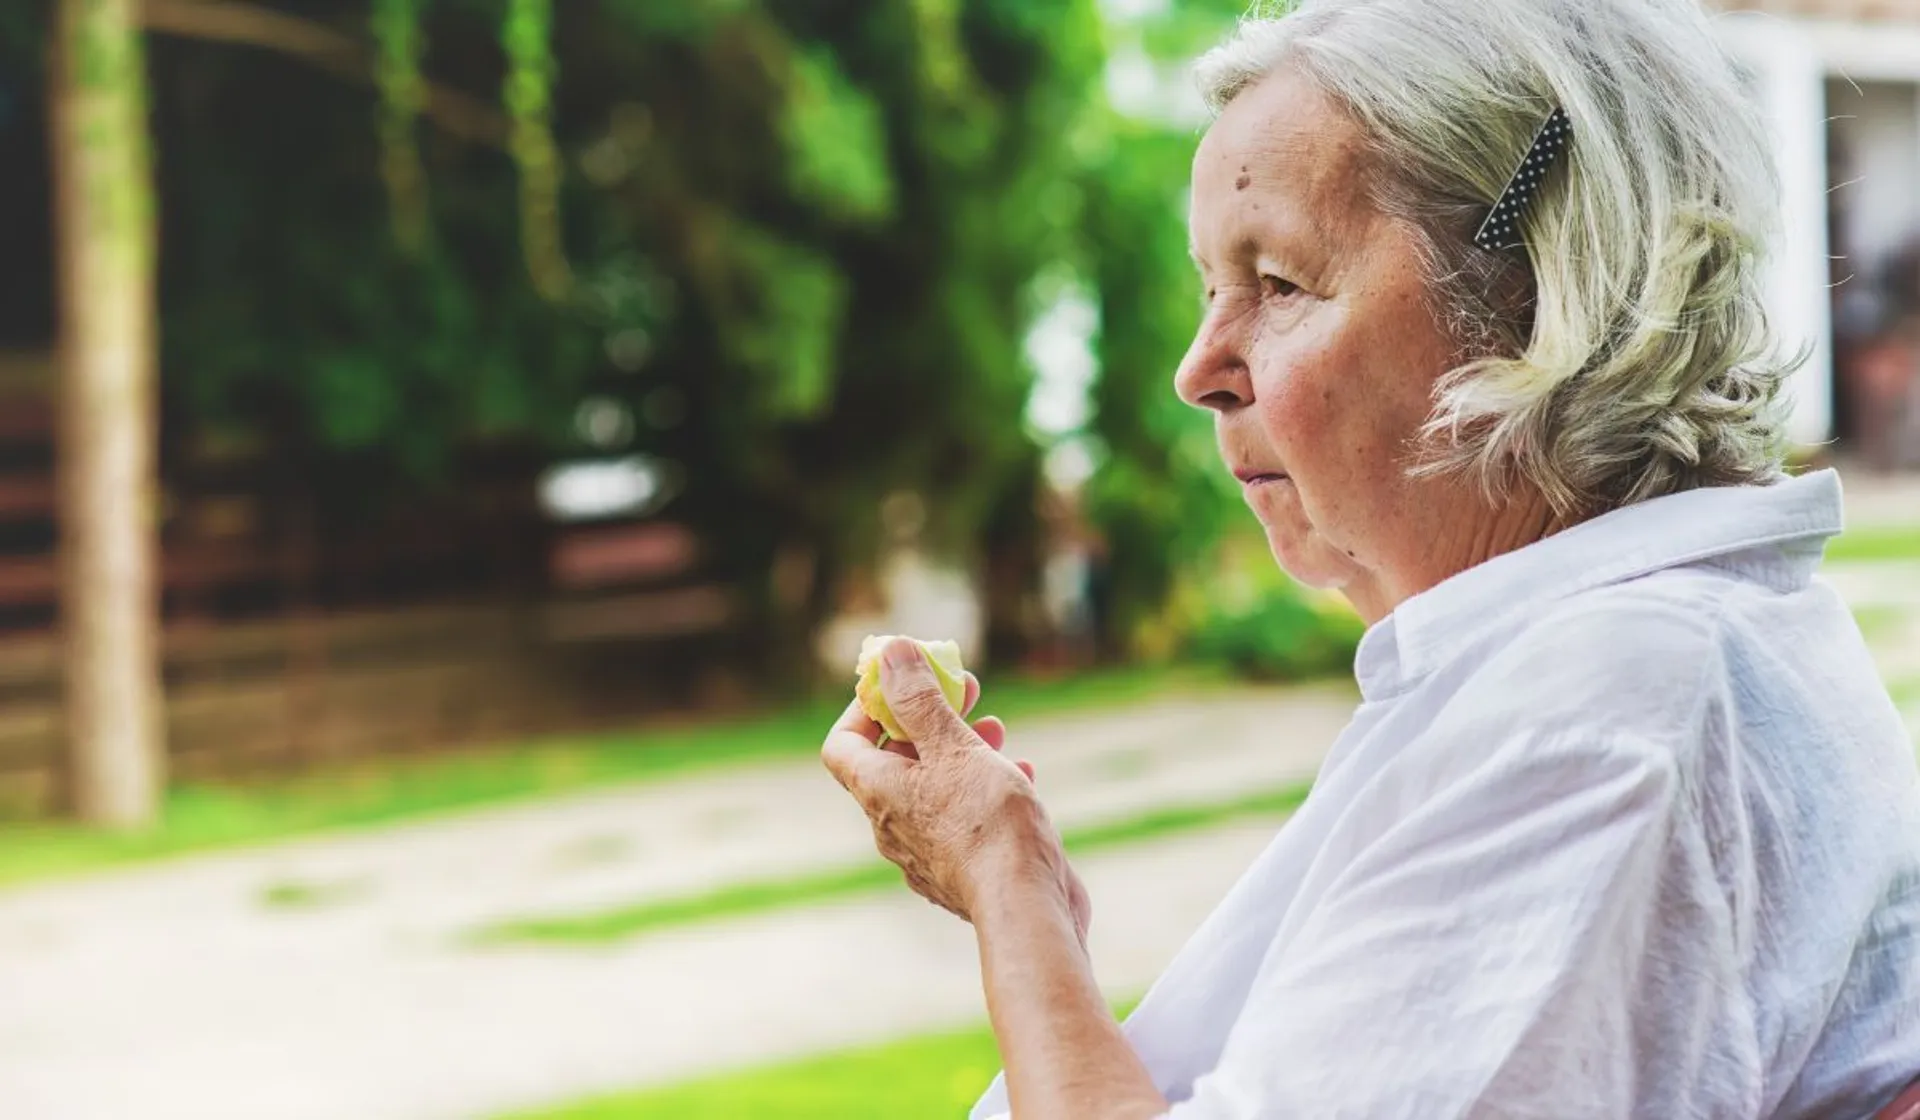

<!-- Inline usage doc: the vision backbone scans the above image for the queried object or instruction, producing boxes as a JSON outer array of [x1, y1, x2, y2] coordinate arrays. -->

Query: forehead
[[1190, 71, 1375, 248]]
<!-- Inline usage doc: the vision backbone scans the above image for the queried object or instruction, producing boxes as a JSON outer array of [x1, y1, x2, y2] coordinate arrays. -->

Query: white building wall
[[1718, 14, 1838, 446]]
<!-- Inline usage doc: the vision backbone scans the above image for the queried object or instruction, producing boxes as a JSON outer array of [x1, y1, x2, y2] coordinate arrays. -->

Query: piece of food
[[854, 634, 967, 742]]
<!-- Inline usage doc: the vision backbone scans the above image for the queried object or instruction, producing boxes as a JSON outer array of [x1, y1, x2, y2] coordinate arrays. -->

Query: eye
[[1260, 273, 1301, 300]]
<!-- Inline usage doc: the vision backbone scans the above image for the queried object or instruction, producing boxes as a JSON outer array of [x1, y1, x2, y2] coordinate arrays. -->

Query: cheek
[[1248, 316, 1384, 467]]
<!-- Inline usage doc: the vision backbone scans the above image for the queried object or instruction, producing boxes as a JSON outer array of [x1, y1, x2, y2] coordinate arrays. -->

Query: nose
[[1174, 305, 1253, 414]]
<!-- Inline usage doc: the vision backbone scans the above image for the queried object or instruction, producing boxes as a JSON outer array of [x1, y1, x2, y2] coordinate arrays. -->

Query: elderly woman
[[821, 0, 1920, 1115]]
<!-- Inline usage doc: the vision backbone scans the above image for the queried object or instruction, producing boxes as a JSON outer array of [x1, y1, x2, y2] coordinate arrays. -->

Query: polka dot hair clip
[[1473, 107, 1572, 253]]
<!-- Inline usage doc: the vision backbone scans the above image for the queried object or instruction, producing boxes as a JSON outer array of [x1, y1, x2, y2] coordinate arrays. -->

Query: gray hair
[[1196, 0, 1793, 516]]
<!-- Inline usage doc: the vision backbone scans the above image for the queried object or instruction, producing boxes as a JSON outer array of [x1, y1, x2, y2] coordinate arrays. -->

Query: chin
[[1264, 528, 1354, 592]]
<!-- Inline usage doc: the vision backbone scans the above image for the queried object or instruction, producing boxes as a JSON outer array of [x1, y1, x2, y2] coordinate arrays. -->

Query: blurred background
[[0, 1, 1916, 1118]]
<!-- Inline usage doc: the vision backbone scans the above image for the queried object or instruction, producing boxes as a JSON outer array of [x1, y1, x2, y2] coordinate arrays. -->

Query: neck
[[1343, 482, 1570, 625]]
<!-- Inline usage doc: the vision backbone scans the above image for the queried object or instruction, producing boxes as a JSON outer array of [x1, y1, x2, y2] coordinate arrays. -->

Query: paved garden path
[[0, 686, 1353, 1120]]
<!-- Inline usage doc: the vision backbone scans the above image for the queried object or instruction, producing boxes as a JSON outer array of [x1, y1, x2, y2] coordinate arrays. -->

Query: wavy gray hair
[[1196, 0, 1793, 516]]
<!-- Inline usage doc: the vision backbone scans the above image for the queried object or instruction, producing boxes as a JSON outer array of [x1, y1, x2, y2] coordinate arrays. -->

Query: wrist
[[967, 825, 1072, 930]]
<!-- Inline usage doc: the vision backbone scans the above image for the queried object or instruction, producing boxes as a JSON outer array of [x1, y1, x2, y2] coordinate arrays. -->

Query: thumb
[[879, 638, 971, 753]]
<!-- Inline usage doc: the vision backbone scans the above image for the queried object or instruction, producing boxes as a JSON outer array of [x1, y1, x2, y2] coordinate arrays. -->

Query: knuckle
[[893, 687, 951, 727]]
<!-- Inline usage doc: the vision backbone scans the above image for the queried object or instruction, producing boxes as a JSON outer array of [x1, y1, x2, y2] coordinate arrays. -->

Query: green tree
[[1080, 122, 1237, 656], [142, 0, 1113, 670], [7, 0, 1238, 709], [1070, 0, 1251, 656]]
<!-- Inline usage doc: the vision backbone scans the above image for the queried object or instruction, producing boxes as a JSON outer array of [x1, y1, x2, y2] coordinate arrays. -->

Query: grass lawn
[[498, 1000, 1140, 1120], [503, 1022, 1006, 1120], [1855, 605, 1911, 643], [1828, 524, 1920, 564], [466, 780, 1311, 947], [0, 664, 1231, 891]]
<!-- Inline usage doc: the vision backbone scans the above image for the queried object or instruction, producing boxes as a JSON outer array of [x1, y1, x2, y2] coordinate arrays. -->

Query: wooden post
[[49, 0, 165, 827]]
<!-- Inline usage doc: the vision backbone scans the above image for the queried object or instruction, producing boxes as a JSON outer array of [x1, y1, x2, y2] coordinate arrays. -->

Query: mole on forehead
[[1251, 124, 1364, 193], [1226, 137, 1368, 243]]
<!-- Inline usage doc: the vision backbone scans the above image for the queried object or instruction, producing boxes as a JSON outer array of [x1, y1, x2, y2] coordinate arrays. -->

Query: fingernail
[[883, 638, 920, 671]]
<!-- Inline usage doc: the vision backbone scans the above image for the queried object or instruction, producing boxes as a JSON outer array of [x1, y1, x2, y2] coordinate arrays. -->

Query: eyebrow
[[1191, 232, 1279, 275]]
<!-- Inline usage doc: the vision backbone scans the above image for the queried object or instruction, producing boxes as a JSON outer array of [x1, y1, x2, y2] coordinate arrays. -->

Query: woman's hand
[[822, 637, 1090, 944], [826, 641, 1152, 1120]]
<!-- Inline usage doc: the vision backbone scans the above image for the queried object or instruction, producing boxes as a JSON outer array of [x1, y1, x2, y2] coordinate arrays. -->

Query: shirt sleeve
[[1163, 728, 1719, 1120]]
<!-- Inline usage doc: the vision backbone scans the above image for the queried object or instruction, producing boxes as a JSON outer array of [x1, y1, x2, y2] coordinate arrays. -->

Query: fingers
[[832, 696, 884, 747], [966, 717, 1033, 781], [891, 715, 1028, 779], [960, 672, 980, 719], [878, 638, 975, 756], [842, 695, 916, 759], [886, 711, 1000, 763], [821, 728, 907, 805]]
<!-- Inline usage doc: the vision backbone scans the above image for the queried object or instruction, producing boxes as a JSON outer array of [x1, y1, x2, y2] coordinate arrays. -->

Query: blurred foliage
[[1070, 0, 1260, 658], [1188, 580, 1366, 681], [371, 0, 430, 253], [1078, 122, 1237, 655], [502, 0, 570, 298], [1179, 536, 1366, 681], [0, 0, 1287, 668], [778, 47, 895, 225], [1135, 0, 1261, 60]]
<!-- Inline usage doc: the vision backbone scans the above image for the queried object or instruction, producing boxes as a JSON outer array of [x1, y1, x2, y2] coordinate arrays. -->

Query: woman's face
[[1179, 71, 1471, 622]]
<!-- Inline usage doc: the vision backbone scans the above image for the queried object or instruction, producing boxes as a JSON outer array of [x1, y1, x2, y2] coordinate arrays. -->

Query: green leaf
[[715, 226, 847, 422], [778, 48, 895, 224]]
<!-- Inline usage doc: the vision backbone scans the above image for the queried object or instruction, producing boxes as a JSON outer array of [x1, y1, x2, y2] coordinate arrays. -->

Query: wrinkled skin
[[1179, 70, 1557, 623], [820, 638, 1091, 947]]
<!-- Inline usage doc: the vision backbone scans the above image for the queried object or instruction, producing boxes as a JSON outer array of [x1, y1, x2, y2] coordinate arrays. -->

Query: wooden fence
[[0, 584, 736, 817], [0, 351, 737, 819]]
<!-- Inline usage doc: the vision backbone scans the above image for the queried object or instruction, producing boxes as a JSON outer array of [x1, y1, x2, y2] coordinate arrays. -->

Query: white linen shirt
[[972, 470, 1920, 1119]]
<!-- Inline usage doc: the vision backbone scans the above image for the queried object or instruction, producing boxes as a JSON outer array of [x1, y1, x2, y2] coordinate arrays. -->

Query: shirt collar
[[1353, 469, 1846, 701]]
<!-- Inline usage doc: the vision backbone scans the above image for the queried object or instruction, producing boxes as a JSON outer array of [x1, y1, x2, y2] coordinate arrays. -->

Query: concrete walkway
[[3, 818, 1287, 1120], [0, 685, 1352, 944], [0, 688, 1355, 1120]]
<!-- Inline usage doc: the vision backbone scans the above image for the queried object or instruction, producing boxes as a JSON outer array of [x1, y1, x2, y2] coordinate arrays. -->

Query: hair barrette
[[1473, 107, 1572, 253]]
